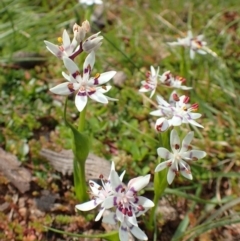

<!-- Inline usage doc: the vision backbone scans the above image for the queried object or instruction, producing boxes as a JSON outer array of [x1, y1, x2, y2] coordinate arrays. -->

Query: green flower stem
[[64, 99, 89, 202], [73, 156, 88, 202], [147, 131, 169, 233], [180, 46, 192, 87], [78, 104, 87, 132], [180, 46, 187, 78], [73, 105, 89, 202], [147, 168, 168, 232]]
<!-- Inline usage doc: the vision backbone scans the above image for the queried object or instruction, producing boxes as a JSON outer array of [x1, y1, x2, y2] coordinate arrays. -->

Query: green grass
[[1, 0, 240, 240]]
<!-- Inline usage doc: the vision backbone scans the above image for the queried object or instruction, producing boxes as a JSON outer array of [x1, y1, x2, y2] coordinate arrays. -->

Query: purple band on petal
[[78, 91, 87, 96], [67, 83, 75, 93], [186, 113, 192, 120], [129, 187, 136, 193], [94, 78, 99, 85], [94, 199, 98, 206], [115, 184, 123, 193], [87, 90, 96, 95], [134, 197, 139, 203], [72, 71, 80, 79], [121, 226, 127, 232], [175, 114, 183, 119], [113, 196, 118, 206]]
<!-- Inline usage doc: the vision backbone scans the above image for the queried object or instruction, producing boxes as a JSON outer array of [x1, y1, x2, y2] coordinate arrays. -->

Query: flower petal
[[170, 129, 180, 152], [89, 71, 116, 85], [156, 95, 170, 107], [171, 115, 182, 126], [89, 180, 101, 196], [119, 223, 129, 241], [180, 131, 194, 152], [130, 225, 148, 240], [150, 109, 162, 116], [103, 196, 116, 209], [127, 174, 150, 192], [110, 170, 122, 191], [89, 91, 108, 104], [127, 214, 138, 227], [119, 170, 126, 181], [150, 66, 156, 76], [137, 196, 154, 208], [180, 85, 193, 90], [181, 150, 206, 161], [155, 160, 172, 172], [149, 89, 156, 98], [179, 160, 192, 180], [44, 40, 62, 58], [75, 199, 101, 211], [63, 57, 79, 76], [197, 49, 207, 55], [75, 93, 88, 112], [190, 49, 195, 59], [97, 85, 112, 93], [83, 51, 95, 73], [102, 212, 118, 225], [167, 168, 176, 184], [157, 147, 173, 159], [62, 30, 71, 48], [188, 119, 204, 128], [95, 207, 105, 221], [50, 82, 79, 95], [190, 113, 202, 119], [62, 71, 71, 81]]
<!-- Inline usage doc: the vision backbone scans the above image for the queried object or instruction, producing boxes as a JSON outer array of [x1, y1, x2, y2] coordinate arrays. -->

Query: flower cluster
[[150, 92, 202, 132], [44, 15, 210, 240], [138, 30, 211, 184], [76, 162, 154, 241], [139, 66, 192, 98], [167, 30, 217, 59], [44, 20, 116, 112], [44, 20, 103, 59]]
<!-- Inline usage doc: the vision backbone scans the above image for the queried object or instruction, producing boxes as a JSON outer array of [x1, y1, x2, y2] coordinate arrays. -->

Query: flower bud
[[155, 117, 169, 132], [73, 20, 90, 44], [82, 32, 103, 53]]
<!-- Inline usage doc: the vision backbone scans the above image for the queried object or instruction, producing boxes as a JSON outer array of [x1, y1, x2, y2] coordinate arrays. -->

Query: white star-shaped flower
[[139, 66, 159, 98], [155, 129, 206, 184], [44, 30, 78, 59], [160, 71, 192, 90], [167, 30, 216, 59], [50, 51, 116, 112]]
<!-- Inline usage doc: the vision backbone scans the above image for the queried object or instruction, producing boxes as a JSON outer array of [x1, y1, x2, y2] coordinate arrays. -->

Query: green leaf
[[64, 98, 90, 202]]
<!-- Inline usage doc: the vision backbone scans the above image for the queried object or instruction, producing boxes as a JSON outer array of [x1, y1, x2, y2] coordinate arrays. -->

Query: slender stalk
[[147, 131, 169, 233], [180, 46, 187, 78], [73, 157, 88, 202], [64, 98, 89, 202], [73, 105, 88, 202], [78, 104, 87, 132], [69, 42, 83, 61], [147, 168, 168, 232]]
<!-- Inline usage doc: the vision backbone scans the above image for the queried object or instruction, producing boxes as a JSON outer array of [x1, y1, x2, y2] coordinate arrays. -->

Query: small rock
[[113, 71, 127, 87]]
